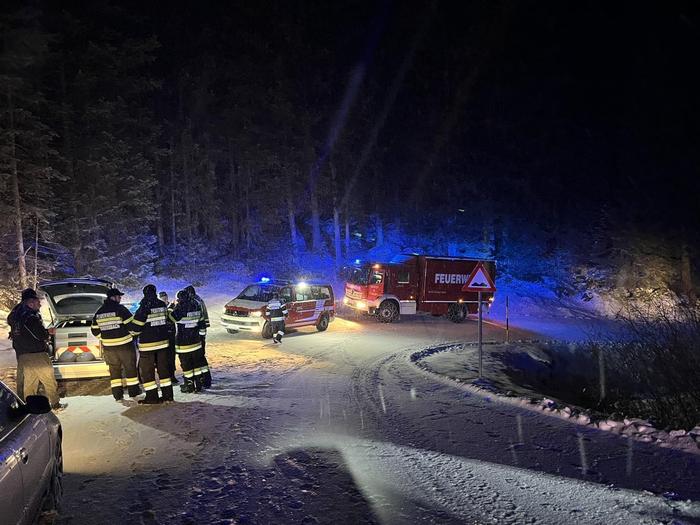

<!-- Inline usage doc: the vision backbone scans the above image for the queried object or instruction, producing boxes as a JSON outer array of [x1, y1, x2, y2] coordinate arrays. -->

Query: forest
[[1, 1, 698, 306]]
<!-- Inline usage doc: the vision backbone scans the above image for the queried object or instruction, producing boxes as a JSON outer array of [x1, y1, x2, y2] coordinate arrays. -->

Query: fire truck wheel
[[261, 321, 273, 339], [447, 303, 467, 323], [316, 315, 329, 332], [377, 301, 399, 323]]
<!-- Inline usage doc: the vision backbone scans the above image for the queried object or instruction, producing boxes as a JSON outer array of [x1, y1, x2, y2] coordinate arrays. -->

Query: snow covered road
[[20, 314, 700, 524]]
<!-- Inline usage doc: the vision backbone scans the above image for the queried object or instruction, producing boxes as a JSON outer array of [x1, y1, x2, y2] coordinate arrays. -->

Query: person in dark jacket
[[169, 289, 206, 393], [131, 285, 174, 404], [158, 290, 178, 384], [91, 288, 140, 400], [7, 288, 60, 408], [185, 285, 211, 388], [266, 295, 288, 343]]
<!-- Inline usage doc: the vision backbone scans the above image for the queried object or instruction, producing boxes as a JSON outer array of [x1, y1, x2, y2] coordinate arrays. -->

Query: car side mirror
[[25, 395, 52, 414]]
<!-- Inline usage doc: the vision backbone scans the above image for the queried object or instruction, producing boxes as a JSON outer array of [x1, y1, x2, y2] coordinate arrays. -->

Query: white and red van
[[220, 280, 335, 338]]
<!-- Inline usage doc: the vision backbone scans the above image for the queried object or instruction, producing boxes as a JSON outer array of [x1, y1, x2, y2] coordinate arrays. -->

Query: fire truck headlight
[[356, 301, 366, 309], [251, 311, 262, 317], [489, 296, 495, 303], [343, 297, 349, 305]]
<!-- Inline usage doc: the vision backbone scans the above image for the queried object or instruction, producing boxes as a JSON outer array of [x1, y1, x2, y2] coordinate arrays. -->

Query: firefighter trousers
[[104, 343, 140, 400], [200, 336, 211, 388], [271, 321, 285, 342], [138, 349, 174, 402], [166, 334, 177, 380], [178, 348, 207, 393]]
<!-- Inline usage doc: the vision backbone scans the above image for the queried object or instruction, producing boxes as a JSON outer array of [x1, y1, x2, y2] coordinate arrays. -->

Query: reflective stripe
[[131, 318, 146, 326], [200, 366, 210, 373], [97, 316, 121, 324], [110, 379, 123, 388], [142, 381, 158, 391], [175, 342, 202, 353], [139, 340, 170, 350], [276, 331, 284, 336], [102, 335, 134, 346], [159, 378, 172, 388], [271, 316, 284, 321], [125, 377, 139, 386], [183, 369, 194, 378], [124, 316, 134, 324]]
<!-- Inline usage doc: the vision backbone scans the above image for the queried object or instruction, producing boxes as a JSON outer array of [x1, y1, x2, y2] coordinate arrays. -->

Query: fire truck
[[343, 254, 496, 323]]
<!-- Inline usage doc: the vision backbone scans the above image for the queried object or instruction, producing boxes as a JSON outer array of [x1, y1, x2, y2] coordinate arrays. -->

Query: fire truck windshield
[[348, 267, 370, 285]]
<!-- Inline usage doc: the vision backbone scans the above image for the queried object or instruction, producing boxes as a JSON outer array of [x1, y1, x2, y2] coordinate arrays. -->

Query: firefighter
[[169, 289, 206, 393], [131, 285, 174, 404], [266, 295, 288, 343], [184, 285, 211, 388], [91, 288, 140, 401], [158, 290, 178, 385]]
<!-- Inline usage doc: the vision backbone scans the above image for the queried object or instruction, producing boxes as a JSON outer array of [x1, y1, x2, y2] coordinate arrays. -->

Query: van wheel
[[43, 437, 63, 512], [261, 321, 273, 339], [316, 315, 329, 332], [447, 303, 466, 323], [377, 301, 399, 323], [226, 328, 239, 334]]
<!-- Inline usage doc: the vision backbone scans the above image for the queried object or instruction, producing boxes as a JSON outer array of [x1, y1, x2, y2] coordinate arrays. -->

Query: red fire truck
[[343, 254, 496, 323]]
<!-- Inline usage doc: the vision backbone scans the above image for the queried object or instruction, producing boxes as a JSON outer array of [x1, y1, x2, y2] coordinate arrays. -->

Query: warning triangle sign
[[461, 262, 496, 292]]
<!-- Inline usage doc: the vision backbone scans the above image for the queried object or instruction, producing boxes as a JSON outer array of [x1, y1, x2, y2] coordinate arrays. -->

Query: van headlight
[[251, 311, 262, 317]]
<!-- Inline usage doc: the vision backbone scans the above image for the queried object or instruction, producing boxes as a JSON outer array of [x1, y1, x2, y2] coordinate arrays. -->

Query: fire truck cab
[[343, 254, 496, 323]]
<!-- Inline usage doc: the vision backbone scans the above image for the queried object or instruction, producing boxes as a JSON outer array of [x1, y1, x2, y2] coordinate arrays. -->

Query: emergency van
[[220, 280, 335, 338]]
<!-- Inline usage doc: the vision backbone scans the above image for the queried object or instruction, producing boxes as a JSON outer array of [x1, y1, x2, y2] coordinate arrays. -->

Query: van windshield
[[237, 284, 281, 302]]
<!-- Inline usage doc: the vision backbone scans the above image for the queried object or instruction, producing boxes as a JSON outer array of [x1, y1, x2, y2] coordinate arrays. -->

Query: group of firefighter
[[91, 284, 212, 404]]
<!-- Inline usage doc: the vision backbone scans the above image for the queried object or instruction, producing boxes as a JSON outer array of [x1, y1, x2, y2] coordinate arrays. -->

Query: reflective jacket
[[266, 300, 288, 322], [91, 300, 134, 347], [169, 299, 205, 353], [131, 297, 172, 351], [193, 294, 209, 335], [8, 303, 50, 356]]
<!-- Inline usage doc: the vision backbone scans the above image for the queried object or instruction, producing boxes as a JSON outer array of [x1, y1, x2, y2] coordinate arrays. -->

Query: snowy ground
[[3, 303, 700, 524]]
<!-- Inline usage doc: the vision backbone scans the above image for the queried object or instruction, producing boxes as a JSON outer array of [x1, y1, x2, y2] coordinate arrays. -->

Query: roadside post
[[506, 295, 510, 344], [461, 262, 497, 379]]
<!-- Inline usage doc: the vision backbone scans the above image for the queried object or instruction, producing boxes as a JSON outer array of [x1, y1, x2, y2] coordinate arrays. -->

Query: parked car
[[0, 382, 63, 525], [221, 280, 335, 338], [38, 278, 113, 380]]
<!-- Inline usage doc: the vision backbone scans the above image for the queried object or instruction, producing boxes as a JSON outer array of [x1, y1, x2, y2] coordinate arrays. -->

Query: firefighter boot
[[193, 375, 203, 393], [161, 385, 174, 402], [139, 389, 161, 405], [180, 378, 194, 393], [127, 384, 142, 398], [202, 370, 212, 389], [112, 386, 124, 401]]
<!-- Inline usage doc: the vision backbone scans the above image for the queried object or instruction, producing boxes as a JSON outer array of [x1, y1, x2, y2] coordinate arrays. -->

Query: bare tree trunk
[[330, 162, 341, 268], [181, 127, 193, 245], [374, 214, 384, 248], [169, 144, 177, 249], [34, 214, 39, 289], [228, 143, 239, 256], [245, 167, 251, 252], [154, 154, 164, 255], [8, 88, 28, 288], [310, 186, 322, 252], [344, 207, 350, 258]]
